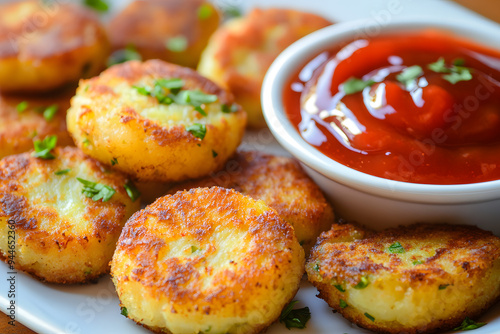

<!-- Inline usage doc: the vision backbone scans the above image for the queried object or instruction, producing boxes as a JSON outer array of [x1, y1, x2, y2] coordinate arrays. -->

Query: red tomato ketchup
[[284, 30, 500, 184]]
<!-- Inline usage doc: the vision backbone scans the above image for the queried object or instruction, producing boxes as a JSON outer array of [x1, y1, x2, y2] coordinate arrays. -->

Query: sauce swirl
[[284, 30, 500, 184]]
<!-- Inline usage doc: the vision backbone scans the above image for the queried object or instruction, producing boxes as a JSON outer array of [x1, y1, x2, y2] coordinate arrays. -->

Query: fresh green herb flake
[[55, 169, 71, 176], [343, 77, 375, 95], [111, 158, 118, 166], [453, 58, 465, 66], [16, 101, 28, 113], [120, 307, 128, 317], [33, 135, 57, 159], [186, 123, 206, 140], [353, 276, 369, 289], [133, 86, 151, 96], [77, 178, 116, 202], [124, 181, 141, 202], [364, 313, 375, 322], [413, 260, 424, 265], [84, 268, 92, 275], [198, 3, 213, 20], [212, 150, 218, 158], [107, 45, 142, 67], [191, 246, 199, 253], [339, 299, 348, 309], [279, 300, 311, 330], [83, 0, 109, 12], [439, 284, 450, 290], [156, 78, 185, 90], [453, 317, 486, 331], [313, 264, 320, 271], [428, 57, 449, 73], [388, 241, 405, 254], [443, 68, 472, 84], [166, 36, 188, 53], [334, 284, 345, 292], [195, 106, 207, 116], [396, 65, 423, 86], [83, 138, 91, 147], [221, 103, 238, 113], [43, 105, 58, 121]]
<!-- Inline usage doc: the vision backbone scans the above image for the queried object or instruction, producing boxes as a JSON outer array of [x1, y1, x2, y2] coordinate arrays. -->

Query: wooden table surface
[[1, 1, 499, 333]]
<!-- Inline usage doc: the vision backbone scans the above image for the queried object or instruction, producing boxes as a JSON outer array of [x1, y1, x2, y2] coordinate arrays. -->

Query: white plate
[[1, 1, 500, 333]]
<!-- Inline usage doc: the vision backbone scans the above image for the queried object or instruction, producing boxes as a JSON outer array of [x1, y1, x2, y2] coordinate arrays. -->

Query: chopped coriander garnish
[[454, 317, 486, 331], [428, 57, 473, 84], [186, 123, 206, 140], [111, 158, 118, 166], [195, 106, 207, 116], [428, 57, 448, 73], [16, 101, 28, 113], [388, 242, 405, 254], [221, 103, 238, 113], [413, 260, 424, 265], [82, 138, 91, 147], [156, 78, 185, 91], [313, 263, 320, 271], [43, 105, 58, 121], [364, 312, 375, 322], [33, 135, 57, 159], [77, 178, 115, 202], [438, 284, 449, 290], [334, 284, 345, 292], [54, 169, 71, 175], [353, 276, 369, 289], [198, 3, 213, 20], [166, 36, 188, 53], [120, 306, 128, 317], [279, 301, 311, 330], [396, 65, 423, 86], [212, 150, 218, 158], [133, 86, 151, 96], [107, 45, 142, 67], [339, 299, 348, 309], [83, 0, 109, 12], [84, 268, 92, 275], [191, 246, 199, 253], [443, 68, 472, 84], [343, 77, 375, 95], [124, 180, 141, 202]]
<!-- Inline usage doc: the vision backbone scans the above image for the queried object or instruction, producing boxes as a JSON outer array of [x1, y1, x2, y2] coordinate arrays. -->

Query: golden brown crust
[[67, 59, 247, 182], [111, 187, 304, 333], [0, 147, 140, 284], [306, 222, 500, 334], [198, 8, 332, 127], [0, 88, 74, 159], [170, 150, 334, 255], [108, 0, 220, 68], [0, 0, 109, 92]]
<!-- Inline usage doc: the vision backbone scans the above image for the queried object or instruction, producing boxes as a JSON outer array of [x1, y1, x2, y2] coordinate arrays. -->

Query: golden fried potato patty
[[306, 223, 500, 334], [111, 187, 304, 334], [67, 59, 246, 182], [108, 0, 220, 68], [0, 147, 140, 283], [198, 8, 332, 127], [170, 150, 334, 255], [0, 0, 109, 93], [0, 89, 74, 159]]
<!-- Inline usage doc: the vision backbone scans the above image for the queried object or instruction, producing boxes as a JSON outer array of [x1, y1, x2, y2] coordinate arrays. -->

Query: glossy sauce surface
[[284, 30, 500, 184]]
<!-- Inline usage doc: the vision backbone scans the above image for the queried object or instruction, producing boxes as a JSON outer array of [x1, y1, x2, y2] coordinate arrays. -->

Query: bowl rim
[[262, 17, 500, 205]]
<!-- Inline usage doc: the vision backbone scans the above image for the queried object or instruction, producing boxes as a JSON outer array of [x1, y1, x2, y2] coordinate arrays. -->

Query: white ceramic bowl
[[262, 17, 500, 235]]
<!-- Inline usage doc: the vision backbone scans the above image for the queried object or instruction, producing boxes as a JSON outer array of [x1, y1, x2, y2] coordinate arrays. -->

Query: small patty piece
[[67, 59, 246, 182], [111, 187, 305, 334], [306, 223, 500, 334], [0, 147, 140, 283], [170, 150, 334, 255], [0, 89, 74, 159], [108, 0, 220, 68], [198, 8, 332, 127], [0, 0, 109, 93]]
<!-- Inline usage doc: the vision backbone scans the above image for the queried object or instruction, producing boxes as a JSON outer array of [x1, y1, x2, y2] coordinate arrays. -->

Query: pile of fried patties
[[0, 1, 499, 334]]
